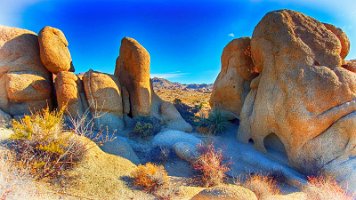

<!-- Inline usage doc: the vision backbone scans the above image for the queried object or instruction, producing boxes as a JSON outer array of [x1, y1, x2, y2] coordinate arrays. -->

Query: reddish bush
[[193, 143, 229, 187]]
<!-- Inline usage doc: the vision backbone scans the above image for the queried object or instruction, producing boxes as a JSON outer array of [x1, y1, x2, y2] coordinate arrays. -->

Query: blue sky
[[0, 0, 355, 83]]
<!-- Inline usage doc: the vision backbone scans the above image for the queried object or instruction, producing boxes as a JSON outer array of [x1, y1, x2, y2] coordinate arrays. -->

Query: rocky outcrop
[[115, 37, 151, 117], [83, 70, 124, 130], [38, 26, 74, 73], [0, 26, 53, 117], [231, 10, 356, 189], [210, 37, 257, 119]]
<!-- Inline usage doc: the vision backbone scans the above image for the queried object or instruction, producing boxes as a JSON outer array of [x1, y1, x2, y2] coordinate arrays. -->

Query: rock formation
[[0, 25, 191, 133], [211, 9, 355, 189], [241, 9, 355, 171], [114, 37, 192, 132], [210, 37, 257, 119], [0, 26, 53, 118], [38, 26, 74, 73], [115, 37, 151, 117]]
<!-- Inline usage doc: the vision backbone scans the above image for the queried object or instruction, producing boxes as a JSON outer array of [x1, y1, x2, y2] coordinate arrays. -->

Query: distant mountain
[[151, 77, 213, 92]]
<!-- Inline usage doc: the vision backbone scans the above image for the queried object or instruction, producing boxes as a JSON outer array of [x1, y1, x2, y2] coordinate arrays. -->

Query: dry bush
[[67, 107, 116, 146], [242, 174, 280, 198], [6, 106, 115, 181], [303, 176, 354, 200], [131, 162, 169, 193], [7, 107, 86, 180], [193, 143, 230, 187]]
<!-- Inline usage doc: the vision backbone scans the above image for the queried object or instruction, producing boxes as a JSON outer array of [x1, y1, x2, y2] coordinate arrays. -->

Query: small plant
[[7, 107, 86, 180], [242, 174, 280, 198], [303, 176, 354, 200], [197, 109, 229, 135], [131, 162, 169, 193], [131, 117, 161, 138], [193, 143, 229, 187]]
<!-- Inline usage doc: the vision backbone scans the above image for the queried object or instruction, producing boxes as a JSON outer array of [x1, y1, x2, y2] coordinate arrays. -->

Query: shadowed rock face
[[233, 10, 355, 187], [0, 26, 53, 117], [115, 37, 152, 117], [210, 37, 258, 119]]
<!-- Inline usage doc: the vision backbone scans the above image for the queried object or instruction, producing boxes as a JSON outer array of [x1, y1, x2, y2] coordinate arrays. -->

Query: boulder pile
[[210, 10, 355, 190], [0, 25, 192, 132]]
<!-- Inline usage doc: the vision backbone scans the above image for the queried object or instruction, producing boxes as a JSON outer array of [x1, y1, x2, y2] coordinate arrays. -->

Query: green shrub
[[131, 117, 161, 138], [197, 109, 229, 135]]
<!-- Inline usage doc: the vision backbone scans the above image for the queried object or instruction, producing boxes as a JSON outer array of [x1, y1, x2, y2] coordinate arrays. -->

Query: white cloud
[[151, 71, 189, 79], [0, 0, 42, 26], [228, 33, 235, 37]]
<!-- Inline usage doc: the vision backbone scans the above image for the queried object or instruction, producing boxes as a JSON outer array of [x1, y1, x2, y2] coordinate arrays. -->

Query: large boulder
[[83, 70, 124, 130], [55, 71, 86, 117], [38, 26, 74, 73], [237, 9, 355, 188], [210, 37, 257, 119], [115, 37, 151, 117], [0, 26, 53, 117]]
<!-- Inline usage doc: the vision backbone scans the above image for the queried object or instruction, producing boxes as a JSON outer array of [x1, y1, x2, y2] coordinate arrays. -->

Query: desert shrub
[[131, 162, 169, 193], [197, 109, 229, 135], [242, 174, 280, 198], [67, 108, 116, 146], [7, 108, 86, 180], [193, 143, 230, 187], [131, 117, 161, 138], [303, 176, 354, 200]]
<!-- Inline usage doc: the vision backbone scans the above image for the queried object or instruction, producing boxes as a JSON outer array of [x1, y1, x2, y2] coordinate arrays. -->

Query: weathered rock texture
[[38, 26, 74, 73], [55, 71, 86, 117], [210, 37, 257, 119], [0, 26, 53, 117], [83, 70, 124, 130], [115, 37, 151, 117], [232, 10, 356, 189]]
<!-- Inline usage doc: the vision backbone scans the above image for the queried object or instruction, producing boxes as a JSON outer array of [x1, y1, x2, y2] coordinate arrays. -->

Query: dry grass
[[193, 143, 230, 187], [242, 174, 280, 199], [131, 162, 169, 193], [7, 107, 86, 180], [303, 176, 354, 200], [5, 106, 115, 182]]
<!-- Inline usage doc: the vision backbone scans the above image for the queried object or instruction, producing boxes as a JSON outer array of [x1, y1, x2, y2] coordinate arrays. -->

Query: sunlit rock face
[[115, 37, 152, 117], [0, 26, 53, 117], [235, 10, 355, 188], [38, 26, 74, 74]]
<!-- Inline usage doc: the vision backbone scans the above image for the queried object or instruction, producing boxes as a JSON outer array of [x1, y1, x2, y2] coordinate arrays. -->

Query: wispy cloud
[[151, 71, 189, 79], [228, 33, 235, 37], [0, 0, 43, 26]]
